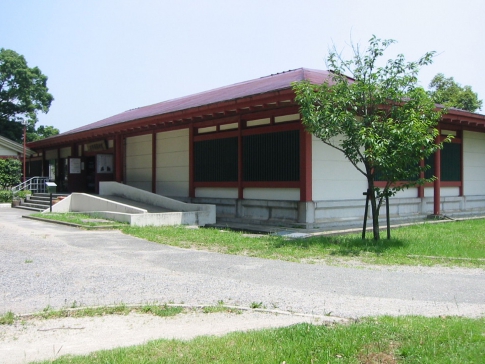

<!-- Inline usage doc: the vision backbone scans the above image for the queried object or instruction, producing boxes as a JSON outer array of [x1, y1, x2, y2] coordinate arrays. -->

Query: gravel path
[[1, 206, 484, 363]]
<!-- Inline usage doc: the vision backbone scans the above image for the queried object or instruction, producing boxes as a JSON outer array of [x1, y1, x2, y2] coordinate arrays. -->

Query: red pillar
[[23, 124, 26, 182], [189, 124, 195, 198], [237, 117, 243, 199], [115, 134, 124, 183], [299, 127, 312, 202], [152, 132, 157, 193], [433, 136, 441, 215]]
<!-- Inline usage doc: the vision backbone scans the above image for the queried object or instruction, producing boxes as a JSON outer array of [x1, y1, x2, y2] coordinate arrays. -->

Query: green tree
[[28, 125, 60, 142], [428, 73, 483, 112], [293, 36, 448, 240], [0, 48, 54, 143], [0, 158, 22, 189]]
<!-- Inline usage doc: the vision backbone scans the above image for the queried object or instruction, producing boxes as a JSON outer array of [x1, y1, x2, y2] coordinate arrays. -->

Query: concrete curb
[[22, 215, 125, 230], [16, 303, 351, 325]]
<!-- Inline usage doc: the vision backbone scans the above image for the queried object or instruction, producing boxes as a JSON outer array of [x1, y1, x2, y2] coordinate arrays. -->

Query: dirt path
[[0, 310, 343, 364]]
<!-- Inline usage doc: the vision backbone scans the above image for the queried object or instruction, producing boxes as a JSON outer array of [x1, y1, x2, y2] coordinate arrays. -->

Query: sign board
[[69, 158, 81, 174], [45, 182, 57, 194], [86, 140, 107, 152], [97, 154, 113, 173]]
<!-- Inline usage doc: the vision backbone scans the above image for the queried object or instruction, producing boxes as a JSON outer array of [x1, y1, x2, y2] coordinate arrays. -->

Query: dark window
[[425, 142, 461, 181], [194, 137, 238, 182], [243, 130, 300, 181], [27, 160, 43, 178]]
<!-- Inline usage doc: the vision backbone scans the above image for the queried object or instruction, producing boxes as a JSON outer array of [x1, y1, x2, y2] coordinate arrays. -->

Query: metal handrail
[[11, 177, 49, 194]]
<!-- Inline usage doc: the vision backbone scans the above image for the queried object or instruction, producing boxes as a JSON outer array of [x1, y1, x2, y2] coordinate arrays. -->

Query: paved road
[[1, 206, 484, 318]]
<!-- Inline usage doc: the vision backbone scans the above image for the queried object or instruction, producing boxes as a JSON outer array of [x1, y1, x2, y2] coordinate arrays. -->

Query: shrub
[[0, 159, 22, 189], [0, 190, 13, 202], [17, 190, 31, 199]]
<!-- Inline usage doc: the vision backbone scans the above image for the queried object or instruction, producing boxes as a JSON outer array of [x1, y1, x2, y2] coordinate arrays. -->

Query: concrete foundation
[[192, 194, 485, 228]]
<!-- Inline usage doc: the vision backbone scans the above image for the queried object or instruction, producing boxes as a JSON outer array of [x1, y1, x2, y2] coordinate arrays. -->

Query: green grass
[[0, 311, 15, 325], [31, 212, 125, 227], [121, 218, 485, 267], [35, 303, 183, 320], [1, 304, 184, 325], [34, 316, 485, 363], [202, 301, 242, 314], [2, 303, 245, 326], [31, 212, 485, 267]]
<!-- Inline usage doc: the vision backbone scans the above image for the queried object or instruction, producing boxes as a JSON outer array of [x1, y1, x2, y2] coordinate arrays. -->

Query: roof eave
[[27, 87, 297, 149]]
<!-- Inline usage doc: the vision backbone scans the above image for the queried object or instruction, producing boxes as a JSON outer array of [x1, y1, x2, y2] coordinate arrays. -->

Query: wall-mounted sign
[[97, 154, 113, 173], [48, 160, 55, 180], [69, 158, 81, 174], [86, 140, 107, 152]]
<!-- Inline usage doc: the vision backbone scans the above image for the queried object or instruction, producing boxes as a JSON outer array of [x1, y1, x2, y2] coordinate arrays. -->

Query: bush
[[0, 159, 22, 189], [17, 190, 31, 199], [0, 190, 13, 202]]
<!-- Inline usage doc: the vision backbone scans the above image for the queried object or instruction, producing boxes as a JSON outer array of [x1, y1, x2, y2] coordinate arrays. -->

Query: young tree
[[293, 36, 447, 240], [428, 73, 483, 112], [0, 48, 54, 143]]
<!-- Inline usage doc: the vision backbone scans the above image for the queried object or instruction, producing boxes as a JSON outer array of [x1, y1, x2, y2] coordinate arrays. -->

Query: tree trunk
[[367, 178, 380, 240]]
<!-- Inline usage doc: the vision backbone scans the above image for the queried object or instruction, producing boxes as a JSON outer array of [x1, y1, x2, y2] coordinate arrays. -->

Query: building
[[27, 68, 485, 226], [0, 135, 34, 160]]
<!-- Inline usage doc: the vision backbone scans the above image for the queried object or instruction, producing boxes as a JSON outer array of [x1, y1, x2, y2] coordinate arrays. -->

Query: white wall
[[156, 129, 189, 197], [59, 147, 71, 158], [243, 188, 300, 201], [312, 135, 367, 200], [391, 188, 418, 198], [45, 149, 57, 160], [125, 134, 152, 191], [463, 130, 485, 196], [0, 146, 15, 156], [424, 187, 460, 198], [196, 187, 238, 198]]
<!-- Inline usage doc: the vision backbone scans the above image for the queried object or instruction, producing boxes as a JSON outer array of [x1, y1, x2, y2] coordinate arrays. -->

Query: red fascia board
[[441, 109, 485, 128]]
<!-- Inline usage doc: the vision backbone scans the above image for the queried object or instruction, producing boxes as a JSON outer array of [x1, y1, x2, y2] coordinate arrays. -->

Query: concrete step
[[14, 205, 45, 212], [21, 202, 51, 210], [29, 196, 51, 202], [17, 193, 70, 212], [33, 193, 69, 199]]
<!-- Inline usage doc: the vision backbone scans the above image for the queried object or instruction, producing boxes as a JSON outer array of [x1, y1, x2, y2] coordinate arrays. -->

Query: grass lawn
[[34, 316, 485, 363], [122, 218, 485, 267]]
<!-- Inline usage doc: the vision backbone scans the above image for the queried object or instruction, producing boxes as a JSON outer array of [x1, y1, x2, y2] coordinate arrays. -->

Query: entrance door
[[58, 158, 69, 192], [86, 156, 96, 193]]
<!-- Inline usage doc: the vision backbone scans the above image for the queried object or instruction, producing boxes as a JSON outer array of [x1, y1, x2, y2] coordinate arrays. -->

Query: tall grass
[[122, 218, 485, 267], [35, 316, 485, 363]]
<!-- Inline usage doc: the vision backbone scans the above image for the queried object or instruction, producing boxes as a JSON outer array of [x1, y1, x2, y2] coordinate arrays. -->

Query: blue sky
[[2, 0, 484, 133]]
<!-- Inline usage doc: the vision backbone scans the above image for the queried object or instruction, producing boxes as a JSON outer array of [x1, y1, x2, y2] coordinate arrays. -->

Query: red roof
[[60, 68, 332, 136]]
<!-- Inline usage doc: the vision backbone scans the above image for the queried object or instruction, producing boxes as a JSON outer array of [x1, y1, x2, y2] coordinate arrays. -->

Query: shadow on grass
[[272, 235, 407, 257]]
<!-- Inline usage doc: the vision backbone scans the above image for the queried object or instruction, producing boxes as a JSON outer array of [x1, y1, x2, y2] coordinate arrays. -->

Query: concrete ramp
[[46, 182, 216, 227]]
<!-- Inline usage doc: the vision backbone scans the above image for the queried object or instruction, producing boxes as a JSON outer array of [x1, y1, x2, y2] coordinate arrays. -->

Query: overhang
[[440, 108, 485, 131], [28, 68, 332, 149], [0, 135, 35, 156]]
